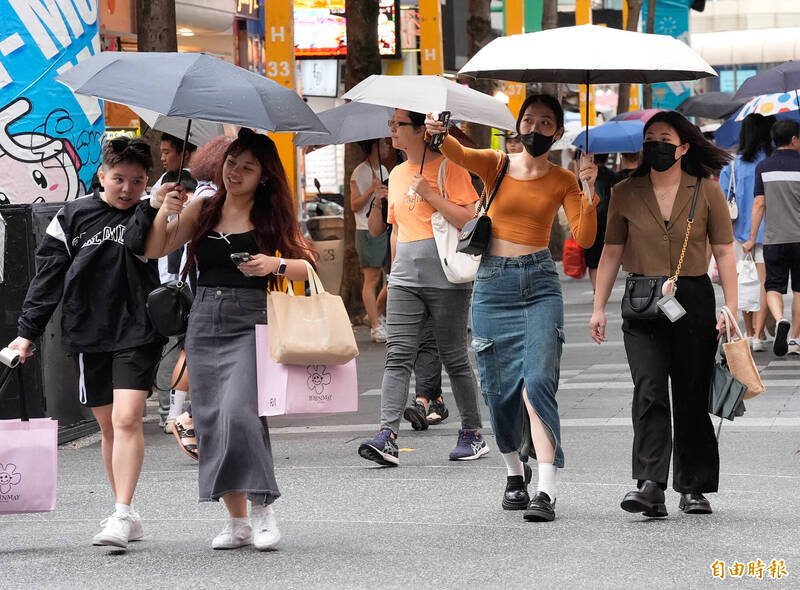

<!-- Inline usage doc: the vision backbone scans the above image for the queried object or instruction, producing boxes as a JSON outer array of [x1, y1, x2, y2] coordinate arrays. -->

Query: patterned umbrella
[[734, 91, 800, 121]]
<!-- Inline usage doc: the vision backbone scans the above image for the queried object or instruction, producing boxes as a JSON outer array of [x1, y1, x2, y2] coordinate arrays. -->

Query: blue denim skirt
[[471, 250, 565, 467]]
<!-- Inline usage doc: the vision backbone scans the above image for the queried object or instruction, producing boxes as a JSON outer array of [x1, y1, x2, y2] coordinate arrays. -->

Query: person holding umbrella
[[136, 128, 315, 550], [590, 111, 737, 517], [426, 95, 599, 522], [357, 109, 489, 466]]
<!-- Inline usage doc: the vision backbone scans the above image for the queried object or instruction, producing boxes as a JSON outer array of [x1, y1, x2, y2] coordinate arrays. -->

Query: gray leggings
[[379, 285, 482, 433]]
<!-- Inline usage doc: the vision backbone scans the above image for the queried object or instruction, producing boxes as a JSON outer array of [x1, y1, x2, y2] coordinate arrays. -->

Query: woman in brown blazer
[[589, 111, 738, 518]]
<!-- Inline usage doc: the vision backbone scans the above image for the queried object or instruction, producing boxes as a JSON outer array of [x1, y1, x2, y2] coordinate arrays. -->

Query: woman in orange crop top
[[426, 94, 598, 523]]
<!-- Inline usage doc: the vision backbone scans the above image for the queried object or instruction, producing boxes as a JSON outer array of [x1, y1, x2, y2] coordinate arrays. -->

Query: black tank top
[[195, 230, 269, 289]]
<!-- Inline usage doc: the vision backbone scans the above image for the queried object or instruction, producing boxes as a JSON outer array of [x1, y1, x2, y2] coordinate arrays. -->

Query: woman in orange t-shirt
[[426, 95, 598, 522], [357, 109, 489, 467]]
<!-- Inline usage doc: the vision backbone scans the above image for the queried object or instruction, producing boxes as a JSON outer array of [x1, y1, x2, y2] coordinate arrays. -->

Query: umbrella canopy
[[734, 91, 799, 120], [733, 60, 800, 99], [714, 107, 800, 149], [551, 125, 585, 151], [133, 107, 224, 147], [676, 92, 749, 119], [611, 109, 665, 123], [341, 75, 516, 131], [458, 24, 717, 85], [56, 52, 327, 133], [294, 102, 395, 147], [573, 120, 644, 154]]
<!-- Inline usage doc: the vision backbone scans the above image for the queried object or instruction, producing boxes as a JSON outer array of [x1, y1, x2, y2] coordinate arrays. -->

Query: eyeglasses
[[387, 120, 415, 129]]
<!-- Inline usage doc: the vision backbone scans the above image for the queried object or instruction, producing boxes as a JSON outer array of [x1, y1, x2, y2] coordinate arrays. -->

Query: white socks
[[231, 516, 250, 529], [537, 462, 558, 501], [501, 452, 525, 477], [168, 389, 187, 419], [115, 503, 132, 515]]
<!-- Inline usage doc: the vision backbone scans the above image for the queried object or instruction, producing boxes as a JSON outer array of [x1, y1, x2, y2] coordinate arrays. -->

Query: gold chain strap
[[668, 219, 693, 283]]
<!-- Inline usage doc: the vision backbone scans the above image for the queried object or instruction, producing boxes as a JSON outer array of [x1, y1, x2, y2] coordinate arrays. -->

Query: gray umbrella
[[56, 51, 327, 134], [294, 102, 394, 147], [676, 92, 749, 120]]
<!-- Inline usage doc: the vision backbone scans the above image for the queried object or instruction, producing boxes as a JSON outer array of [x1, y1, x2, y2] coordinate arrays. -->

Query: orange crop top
[[439, 134, 598, 248]]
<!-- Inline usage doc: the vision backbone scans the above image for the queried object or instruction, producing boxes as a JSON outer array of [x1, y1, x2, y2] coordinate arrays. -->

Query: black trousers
[[622, 275, 719, 494], [413, 314, 443, 402]]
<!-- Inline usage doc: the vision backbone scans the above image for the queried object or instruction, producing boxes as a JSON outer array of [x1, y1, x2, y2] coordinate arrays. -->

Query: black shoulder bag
[[146, 263, 194, 337], [456, 154, 509, 256], [620, 178, 702, 321]]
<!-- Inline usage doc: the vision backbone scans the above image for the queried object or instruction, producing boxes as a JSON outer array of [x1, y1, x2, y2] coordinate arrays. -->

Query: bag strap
[[726, 160, 736, 203], [721, 305, 744, 342], [0, 365, 28, 421], [286, 260, 325, 296], [153, 336, 187, 392], [475, 153, 509, 217], [668, 178, 702, 283]]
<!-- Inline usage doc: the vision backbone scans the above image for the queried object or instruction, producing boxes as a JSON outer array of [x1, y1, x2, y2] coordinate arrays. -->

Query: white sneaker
[[211, 519, 252, 550], [751, 338, 767, 352], [92, 511, 136, 548], [788, 339, 800, 355], [379, 314, 387, 329], [370, 325, 387, 343], [129, 511, 144, 542], [251, 505, 280, 551]]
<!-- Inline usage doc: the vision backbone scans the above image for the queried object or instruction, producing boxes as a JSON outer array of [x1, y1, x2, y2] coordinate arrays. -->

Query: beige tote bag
[[720, 306, 765, 400], [267, 261, 359, 365]]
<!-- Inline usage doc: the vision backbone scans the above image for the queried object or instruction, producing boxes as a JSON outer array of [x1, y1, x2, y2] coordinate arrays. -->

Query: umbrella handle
[[419, 143, 428, 174], [176, 119, 193, 185], [580, 153, 594, 200]]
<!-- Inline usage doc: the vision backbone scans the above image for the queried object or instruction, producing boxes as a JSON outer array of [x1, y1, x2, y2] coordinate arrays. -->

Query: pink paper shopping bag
[[256, 325, 358, 417], [0, 368, 58, 514]]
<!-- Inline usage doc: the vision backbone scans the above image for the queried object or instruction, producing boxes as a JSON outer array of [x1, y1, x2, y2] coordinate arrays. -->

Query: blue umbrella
[[573, 120, 644, 153], [714, 106, 800, 149]]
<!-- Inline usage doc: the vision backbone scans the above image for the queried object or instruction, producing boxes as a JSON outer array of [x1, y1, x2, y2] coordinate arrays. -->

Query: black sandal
[[171, 418, 198, 461]]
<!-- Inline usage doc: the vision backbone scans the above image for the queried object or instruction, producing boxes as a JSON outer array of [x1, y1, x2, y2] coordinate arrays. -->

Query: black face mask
[[518, 132, 556, 157], [643, 141, 680, 172]]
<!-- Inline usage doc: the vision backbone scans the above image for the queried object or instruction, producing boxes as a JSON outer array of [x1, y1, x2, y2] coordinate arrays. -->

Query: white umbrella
[[133, 107, 224, 147], [342, 75, 516, 131], [294, 102, 395, 147], [459, 25, 717, 86]]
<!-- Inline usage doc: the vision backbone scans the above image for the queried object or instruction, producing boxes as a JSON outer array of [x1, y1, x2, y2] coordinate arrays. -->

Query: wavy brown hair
[[184, 129, 315, 289]]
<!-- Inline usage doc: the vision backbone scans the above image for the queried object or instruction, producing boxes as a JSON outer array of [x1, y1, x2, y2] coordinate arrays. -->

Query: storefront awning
[[691, 27, 800, 67]]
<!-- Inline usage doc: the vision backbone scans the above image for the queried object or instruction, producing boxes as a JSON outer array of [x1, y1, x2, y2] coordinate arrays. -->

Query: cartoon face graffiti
[[0, 98, 85, 204]]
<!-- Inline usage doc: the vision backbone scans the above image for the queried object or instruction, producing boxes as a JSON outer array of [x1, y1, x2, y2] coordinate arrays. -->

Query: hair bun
[[237, 128, 276, 150]]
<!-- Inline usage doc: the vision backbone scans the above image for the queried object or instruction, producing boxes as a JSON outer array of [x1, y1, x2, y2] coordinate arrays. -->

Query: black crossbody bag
[[621, 178, 702, 321], [146, 265, 193, 337], [456, 154, 509, 256]]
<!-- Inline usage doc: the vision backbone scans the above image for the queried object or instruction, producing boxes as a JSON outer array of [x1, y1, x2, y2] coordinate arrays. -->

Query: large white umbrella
[[459, 25, 717, 86], [133, 106, 224, 147], [342, 75, 516, 131]]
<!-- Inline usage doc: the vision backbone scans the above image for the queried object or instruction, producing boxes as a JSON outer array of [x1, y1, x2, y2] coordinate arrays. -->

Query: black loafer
[[620, 480, 667, 518], [679, 493, 712, 514], [523, 491, 556, 522], [502, 463, 532, 510]]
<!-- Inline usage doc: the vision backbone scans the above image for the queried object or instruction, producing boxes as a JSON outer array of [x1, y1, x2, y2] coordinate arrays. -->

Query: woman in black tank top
[[141, 128, 315, 551]]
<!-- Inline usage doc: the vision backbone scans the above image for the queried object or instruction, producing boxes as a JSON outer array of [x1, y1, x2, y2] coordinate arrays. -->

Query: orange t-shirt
[[387, 156, 479, 243], [439, 134, 598, 248]]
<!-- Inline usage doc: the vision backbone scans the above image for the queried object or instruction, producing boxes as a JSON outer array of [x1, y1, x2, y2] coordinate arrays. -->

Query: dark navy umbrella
[[573, 120, 644, 154], [733, 61, 800, 99], [714, 106, 800, 149]]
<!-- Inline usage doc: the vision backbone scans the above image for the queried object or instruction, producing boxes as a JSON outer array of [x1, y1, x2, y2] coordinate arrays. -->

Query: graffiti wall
[[0, 0, 104, 204]]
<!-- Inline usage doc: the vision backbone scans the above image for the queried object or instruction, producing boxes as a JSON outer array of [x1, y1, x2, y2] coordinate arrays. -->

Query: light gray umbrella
[[56, 52, 327, 133], [132, 106, 224, 147], [294, 102, 394, 147]]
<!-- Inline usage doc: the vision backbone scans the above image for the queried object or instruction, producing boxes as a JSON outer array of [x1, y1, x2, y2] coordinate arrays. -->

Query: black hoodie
[[17, 193, 164, 353]]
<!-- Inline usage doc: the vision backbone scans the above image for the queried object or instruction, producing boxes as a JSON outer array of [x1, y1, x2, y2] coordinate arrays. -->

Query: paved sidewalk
[[1, 271, 798, 589]]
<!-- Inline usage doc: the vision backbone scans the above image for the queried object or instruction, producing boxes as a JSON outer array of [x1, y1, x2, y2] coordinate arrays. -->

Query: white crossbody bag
[[430, 159, 481, 283]]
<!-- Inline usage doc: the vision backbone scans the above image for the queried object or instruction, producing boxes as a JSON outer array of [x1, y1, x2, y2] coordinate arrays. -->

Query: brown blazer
[[605, 171, 734, 277]]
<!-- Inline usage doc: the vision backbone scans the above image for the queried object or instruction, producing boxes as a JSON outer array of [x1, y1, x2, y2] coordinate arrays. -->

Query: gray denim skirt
[[184, 286, 280, 506]]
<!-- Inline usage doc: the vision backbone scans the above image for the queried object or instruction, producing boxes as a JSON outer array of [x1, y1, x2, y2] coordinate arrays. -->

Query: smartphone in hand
[[429, 111, 451, 150], [229, 252, 252, 266]]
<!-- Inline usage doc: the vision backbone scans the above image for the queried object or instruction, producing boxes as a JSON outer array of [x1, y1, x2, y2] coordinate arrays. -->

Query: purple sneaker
[[449, 429, 490, 461], [358, 429, 399, 466]]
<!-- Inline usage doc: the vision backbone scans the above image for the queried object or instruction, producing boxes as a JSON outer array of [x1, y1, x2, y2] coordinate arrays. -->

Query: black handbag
[[146, 268, 193, 337], [620, 178, 702, 321], [456, 154, 509, 256]]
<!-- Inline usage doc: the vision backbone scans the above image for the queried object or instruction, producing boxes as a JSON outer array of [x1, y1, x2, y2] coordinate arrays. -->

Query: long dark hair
[[184, 129, 315, 289], [738, 113, 774, 162], [632, 111, 731, 178]]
